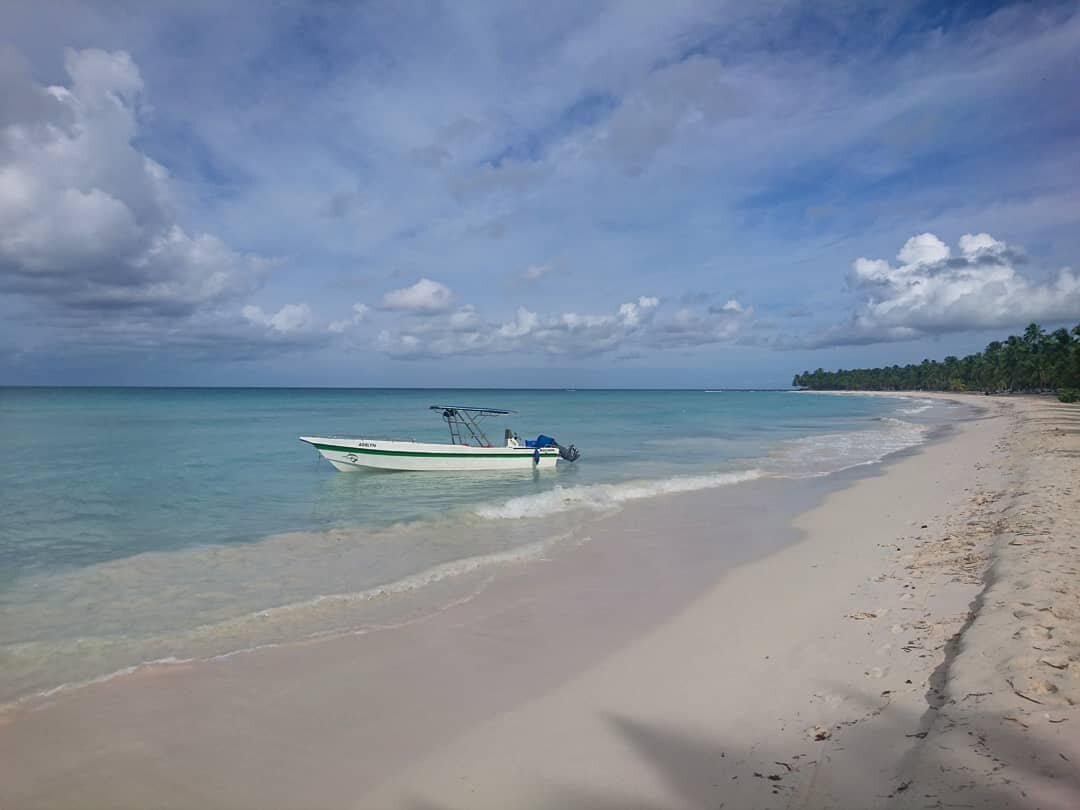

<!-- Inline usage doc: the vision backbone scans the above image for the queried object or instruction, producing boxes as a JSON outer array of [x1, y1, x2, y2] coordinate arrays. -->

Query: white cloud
[[896, 232, 950, 266], [497, 306, 540, 338], [618, 295, 659, 328], [0, 48, 269, 318], [650, 298, 750, 347], [381, 278, 454, 312], [242, 302, 315, 334], [26, 300, 337, 364], [448, 305, 478, 329], [809, 232, 1080, 346], [371, 294, 749, 359], [328, 302, 370, 333]]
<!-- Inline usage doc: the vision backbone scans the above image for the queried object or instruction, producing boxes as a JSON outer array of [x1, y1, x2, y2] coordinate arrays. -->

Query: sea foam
[[768, 416, 928, 477], [899, 398, 935, 415], [474, 469, 764, 520]]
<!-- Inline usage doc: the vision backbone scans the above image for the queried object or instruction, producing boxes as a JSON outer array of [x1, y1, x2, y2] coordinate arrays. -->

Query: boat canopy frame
[[429, 405, 515, 447]]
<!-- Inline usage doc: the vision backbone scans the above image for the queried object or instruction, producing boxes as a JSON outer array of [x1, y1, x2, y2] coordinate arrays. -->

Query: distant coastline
[[793, 322, 1080, 402]]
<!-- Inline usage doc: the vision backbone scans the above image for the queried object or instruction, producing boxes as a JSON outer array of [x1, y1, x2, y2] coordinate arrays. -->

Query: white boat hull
[[299, 436, 561, 471]]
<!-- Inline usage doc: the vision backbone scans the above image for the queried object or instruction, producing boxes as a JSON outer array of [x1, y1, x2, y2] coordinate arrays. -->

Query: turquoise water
[[0, 387, 950, 706]]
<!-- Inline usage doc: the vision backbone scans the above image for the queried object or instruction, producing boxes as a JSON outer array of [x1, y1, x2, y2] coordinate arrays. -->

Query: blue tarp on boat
[[524, 434, 557, 448]]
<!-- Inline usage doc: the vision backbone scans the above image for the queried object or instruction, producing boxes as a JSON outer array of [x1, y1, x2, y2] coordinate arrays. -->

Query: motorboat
[[300, 405, 580, 472]]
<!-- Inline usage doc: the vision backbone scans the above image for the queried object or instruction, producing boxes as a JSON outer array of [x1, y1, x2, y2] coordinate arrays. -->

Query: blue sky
[[1, 0, 1078, 387]]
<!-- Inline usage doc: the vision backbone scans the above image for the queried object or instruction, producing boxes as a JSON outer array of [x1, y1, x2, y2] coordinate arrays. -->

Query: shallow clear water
[[0, 387, 953, 705]]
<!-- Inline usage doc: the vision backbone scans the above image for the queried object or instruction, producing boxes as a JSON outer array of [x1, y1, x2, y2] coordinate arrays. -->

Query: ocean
[[0, 387, 958, 708]]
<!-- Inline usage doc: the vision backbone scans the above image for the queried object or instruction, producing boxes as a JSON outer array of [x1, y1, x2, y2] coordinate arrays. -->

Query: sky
[[1, 0, 1078, 388]]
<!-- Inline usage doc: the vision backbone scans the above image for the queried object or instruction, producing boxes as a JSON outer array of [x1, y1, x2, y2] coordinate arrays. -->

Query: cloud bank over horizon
[[0, 46, 330, 360], [0, 2, 1078, 385], [804, 232, 1080, 348]]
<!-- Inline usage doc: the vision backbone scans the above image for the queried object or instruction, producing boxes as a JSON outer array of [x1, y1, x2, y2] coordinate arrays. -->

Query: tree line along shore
[[793, 323, 1080, 401]]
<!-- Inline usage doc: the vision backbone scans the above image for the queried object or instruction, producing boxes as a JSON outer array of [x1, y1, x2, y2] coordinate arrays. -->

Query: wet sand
[[2, 395, 1077, 809]]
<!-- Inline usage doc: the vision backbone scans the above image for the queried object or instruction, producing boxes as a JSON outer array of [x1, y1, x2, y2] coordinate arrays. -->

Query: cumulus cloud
[[807, 232, 1080, 346], [371, 294, 754, 359], [650, 299, 750, 348], [242, 302, 315, 334], [0, 48, 270, 320], [381, 278, 455, 313], [376, 295, 662, 358], [328, 302, 370, 333], [447, 305, 478, 329], [22, 300, 336, 365]]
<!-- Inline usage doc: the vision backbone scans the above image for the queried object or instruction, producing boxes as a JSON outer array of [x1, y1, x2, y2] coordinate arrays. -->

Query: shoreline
[[1, 395, 1076, 808], [0, 394, 934, 717]]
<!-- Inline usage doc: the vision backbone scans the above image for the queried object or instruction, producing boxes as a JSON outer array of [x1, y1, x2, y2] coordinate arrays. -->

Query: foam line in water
[[474, 469, 764, 520], [767, 417, 928, 477], [899, 398, 935, 415], [0, 530, 581, 716], [250, 530, 575, 618]]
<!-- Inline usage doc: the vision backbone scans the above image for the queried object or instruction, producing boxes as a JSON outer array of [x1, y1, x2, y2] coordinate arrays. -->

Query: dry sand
[[1, 395, 1076, 809], [894, 396, 1080, 810]]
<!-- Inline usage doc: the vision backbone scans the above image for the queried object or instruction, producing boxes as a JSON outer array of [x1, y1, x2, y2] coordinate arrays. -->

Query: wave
[[768, 417, 928, 477], [474, 469, 764, 520], [898, 398, 935, 415]]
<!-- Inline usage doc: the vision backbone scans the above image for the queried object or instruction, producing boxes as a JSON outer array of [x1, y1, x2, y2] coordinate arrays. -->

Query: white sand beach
[[1, 395, 1077, 810]]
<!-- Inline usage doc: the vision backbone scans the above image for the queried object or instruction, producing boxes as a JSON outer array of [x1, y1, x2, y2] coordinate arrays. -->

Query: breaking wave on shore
[[474, 469, 765, 520], [766, 415, 929, 477]]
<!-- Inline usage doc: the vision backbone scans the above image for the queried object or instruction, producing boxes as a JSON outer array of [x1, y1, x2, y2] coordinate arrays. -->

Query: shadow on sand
[[403, 694, 1079, 810]]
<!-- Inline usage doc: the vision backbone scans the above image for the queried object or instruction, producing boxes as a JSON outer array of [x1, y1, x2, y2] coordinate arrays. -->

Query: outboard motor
[[528, 434, 580, 461], [556, 442, 580, 462]]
